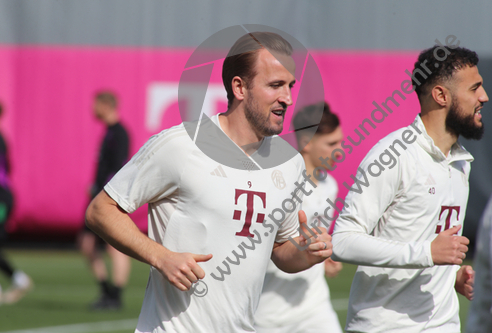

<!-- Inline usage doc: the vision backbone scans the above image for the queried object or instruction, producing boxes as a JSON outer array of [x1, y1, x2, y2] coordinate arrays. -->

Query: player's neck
[[420, 109, 457, 157], [302, 155, 319, 186], [104, 112, 120, 127], [219, 107, 264, 156]]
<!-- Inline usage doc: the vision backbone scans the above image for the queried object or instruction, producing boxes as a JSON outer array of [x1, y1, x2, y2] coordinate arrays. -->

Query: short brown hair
[[94, 91, 118, 109], [222, 32, 293, 107], [292, 102, 340, 145]]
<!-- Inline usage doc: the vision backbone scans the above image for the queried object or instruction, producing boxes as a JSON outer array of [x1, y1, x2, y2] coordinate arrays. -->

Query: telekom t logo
[[435, 206, 460, 233], [233, 189, 266, 237]]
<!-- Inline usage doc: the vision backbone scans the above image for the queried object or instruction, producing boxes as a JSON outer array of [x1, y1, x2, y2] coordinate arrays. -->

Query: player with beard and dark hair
[[413, 46, 484, 141], [332, 45, 488, 332]]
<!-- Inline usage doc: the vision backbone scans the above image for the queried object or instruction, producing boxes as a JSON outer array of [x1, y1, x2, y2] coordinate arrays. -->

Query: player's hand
[[298, 210, 333, 263], [455, 265, 474, 300], [324, 258, 343, 278], [158, 251, 213, 291], [431, 225, 469, 265]]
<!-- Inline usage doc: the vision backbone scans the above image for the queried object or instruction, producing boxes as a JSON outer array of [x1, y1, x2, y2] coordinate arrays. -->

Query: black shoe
[[89, 294, 122, 311]]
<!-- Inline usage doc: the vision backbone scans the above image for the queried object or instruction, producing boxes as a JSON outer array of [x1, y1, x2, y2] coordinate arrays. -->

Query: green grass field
[[0, 250, 472, 332]]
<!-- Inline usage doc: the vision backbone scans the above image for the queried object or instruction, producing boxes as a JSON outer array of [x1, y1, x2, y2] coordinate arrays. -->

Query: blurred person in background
[[255, 101, 343, 333], [466, 194, 492, 332], [0, 101, 33, 305], [77, 91, 131, 310]]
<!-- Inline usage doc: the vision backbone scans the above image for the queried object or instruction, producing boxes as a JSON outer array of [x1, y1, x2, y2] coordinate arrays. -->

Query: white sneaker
[[3, 271, 33, 304]]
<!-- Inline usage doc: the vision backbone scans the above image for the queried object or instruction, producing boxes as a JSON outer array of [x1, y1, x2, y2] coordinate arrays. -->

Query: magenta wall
[[0, 46, 420, 236]]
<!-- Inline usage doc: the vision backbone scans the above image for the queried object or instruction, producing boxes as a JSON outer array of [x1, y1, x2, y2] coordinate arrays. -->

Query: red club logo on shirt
[[435, 206, 460, 233], [233, 189, 266, 237]]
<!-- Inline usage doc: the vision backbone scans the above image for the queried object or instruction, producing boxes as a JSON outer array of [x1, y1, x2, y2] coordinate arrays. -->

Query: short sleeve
[[104, 126, 191, 213]]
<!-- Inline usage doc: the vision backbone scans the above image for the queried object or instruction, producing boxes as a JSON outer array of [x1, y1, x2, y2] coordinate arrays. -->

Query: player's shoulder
[[275, 150, 305, 181], [379, 125, 418, 147], [291, 150, 305, 169], [132, 123, 195, 168], [147, 123, 192, 148], [112, 122, 130, 140], [115, 122, 129, 133], [258, 134, 304, 170], [271, 136, 304, 168], [323, 172, 338, 187], [368, 122, 422, 159]]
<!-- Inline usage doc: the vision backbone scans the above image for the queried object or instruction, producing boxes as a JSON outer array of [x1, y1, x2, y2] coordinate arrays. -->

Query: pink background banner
[[0, 46, 420, 237]]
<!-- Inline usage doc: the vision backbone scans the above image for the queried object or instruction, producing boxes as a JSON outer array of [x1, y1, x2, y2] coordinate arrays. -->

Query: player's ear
[[232, 76, 246, 102], [431, 85, 450, 108]]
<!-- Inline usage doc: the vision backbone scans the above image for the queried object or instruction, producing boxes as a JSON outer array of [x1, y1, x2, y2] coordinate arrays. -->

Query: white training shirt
[[465, 194, 492, 333], [105, 115, 306, 333], [255, 173, 340, 329], [332, 115, 473, 333]]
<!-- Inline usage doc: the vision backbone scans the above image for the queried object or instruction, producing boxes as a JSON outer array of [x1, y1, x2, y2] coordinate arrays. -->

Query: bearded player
[[86, 31, 333, 333], [332, 45, 487, 332]]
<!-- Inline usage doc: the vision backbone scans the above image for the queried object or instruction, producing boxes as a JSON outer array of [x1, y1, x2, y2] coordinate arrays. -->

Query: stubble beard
[[445, 97, 484, 140], [244, 93, 284, 137]]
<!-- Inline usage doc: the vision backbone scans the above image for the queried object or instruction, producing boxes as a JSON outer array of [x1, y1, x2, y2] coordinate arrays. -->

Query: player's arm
[[331, 144, 430, 268], [332, 141, 468, 268], [271, 210, 333, 273], [89, 129, 213, 291], [86, 189, 212, 292]]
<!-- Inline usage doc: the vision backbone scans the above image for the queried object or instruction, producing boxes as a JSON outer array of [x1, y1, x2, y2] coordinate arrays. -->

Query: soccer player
[[255, 101, 343, 333], [0, 102, 33, 304], [85, 32, 333, 332], [466, 194, 492, 332], [332, 45, 488, 332], [77, 91, 131, 310]]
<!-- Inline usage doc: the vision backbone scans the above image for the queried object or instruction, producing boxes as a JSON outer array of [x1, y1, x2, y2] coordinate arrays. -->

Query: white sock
[[12, 271, 30, 288]]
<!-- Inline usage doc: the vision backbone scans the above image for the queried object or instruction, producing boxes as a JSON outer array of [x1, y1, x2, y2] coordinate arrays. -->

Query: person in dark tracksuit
[[77, 91, 131, 310]]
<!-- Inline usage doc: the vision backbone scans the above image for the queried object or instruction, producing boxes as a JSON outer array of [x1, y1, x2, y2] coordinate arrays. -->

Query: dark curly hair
[[413, 46, 478, 100]]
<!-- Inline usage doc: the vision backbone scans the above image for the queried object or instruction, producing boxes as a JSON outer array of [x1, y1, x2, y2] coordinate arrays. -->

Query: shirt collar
[[413, 114, 474, 164]]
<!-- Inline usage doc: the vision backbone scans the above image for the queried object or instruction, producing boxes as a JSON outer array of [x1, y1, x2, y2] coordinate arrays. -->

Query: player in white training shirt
[[255, 102, 343, 333], [332, 45, 488, 332], [466, 194, 492, 332], [86, 32, 333, 333]]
